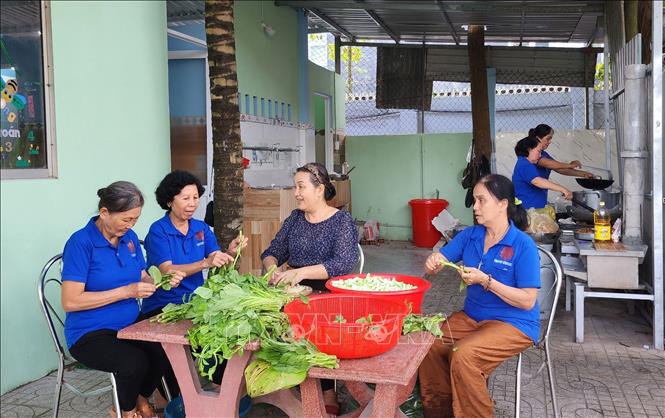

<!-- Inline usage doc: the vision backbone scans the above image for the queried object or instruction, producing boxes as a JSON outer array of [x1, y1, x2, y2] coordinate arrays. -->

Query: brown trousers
[[418, 311, 532, 418]]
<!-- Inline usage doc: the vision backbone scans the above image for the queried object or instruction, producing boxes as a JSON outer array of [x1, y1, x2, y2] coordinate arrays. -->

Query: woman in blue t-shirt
[[141, 170, 246, 317], [141, 170, 246, 388], [418, 174, 541, 418], [61, 181, 184, 418], [512, 135, 572, 209], [529, 123, 594, 180]]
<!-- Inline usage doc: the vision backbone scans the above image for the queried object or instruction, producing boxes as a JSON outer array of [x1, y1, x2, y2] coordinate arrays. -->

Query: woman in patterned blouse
[[261, 162, 359, 416]]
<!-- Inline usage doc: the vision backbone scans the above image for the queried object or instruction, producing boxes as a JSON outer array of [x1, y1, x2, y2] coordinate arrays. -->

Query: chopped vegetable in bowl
[[330, 273, 417, 291]]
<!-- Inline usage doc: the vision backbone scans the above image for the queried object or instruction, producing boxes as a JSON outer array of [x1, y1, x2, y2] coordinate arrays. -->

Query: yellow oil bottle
[[593, 201, 611, 242]]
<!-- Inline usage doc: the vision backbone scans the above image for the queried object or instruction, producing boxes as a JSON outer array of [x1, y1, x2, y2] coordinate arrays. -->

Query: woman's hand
[[126, 282, 157, 299], [561, 188, 572, 200], [227, 235, 249, 257], [203, 251, 234, 269], [268, 269, 302, 286], [568, 160, 582, 169], [166, 269, 186, 288], [580, 171, 595, 179], [425, 252, 446, 274], [459, 267, 489, 287]]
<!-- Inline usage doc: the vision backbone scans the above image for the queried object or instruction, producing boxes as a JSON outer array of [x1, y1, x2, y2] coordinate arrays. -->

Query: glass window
[[1, 1, 56, 179]]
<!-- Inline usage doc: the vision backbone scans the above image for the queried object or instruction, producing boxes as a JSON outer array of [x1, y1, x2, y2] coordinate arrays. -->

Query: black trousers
[[69, 329, 168, 412]]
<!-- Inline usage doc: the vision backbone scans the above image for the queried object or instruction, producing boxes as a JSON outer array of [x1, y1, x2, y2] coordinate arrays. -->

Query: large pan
[[575, 177, 614, 190]]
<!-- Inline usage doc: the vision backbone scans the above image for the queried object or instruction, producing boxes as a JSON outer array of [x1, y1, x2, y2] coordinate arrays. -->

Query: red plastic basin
[[325, 273, 432, 314], [284, 294, 409, 359]]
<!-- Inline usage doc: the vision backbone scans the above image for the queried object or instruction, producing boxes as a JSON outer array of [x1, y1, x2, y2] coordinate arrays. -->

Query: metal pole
[[651, 0, 663, 351], [603, 34, 611, 173]]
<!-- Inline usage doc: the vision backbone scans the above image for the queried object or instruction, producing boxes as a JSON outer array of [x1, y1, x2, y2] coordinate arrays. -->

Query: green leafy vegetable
[[402, 313, 447, 337], [438, 260, 469, 292], [355, 314, 373, 324], [333, 314, 347, 324], [152, 233, 338, 395], [148, 265, 174, 290]]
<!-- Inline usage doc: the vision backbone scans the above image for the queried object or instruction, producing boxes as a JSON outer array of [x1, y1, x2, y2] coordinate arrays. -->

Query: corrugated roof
[[276, 0, 605, 45]]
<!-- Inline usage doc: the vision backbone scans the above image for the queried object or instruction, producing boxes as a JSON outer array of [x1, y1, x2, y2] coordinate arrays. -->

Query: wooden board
[[593, 241, 626, 251]]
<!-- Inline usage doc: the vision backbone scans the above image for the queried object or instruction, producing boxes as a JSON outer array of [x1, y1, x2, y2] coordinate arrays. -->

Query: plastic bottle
[[593, 201, 611, 242]]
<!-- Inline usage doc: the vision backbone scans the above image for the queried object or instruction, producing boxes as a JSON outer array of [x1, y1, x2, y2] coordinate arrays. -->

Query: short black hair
[[155, 170, 205, 210], [514, 136, 540, 157]]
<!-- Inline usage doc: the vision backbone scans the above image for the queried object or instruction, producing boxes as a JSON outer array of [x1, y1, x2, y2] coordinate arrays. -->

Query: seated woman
[[512, 135, 572, 209], [141, 170, 245, 317], [530, 123, 594, 180], [261, 162, 359, 415], [141, 170, 246, 384], [61, 181, 184, 418], [419, 174, 541, 418]]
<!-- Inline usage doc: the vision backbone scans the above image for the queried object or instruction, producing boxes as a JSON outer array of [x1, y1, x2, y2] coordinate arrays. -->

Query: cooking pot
[[567, 190, 621, 222]]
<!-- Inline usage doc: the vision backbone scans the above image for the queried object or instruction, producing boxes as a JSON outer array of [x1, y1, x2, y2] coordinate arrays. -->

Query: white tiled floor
[[2, 241, 664, 417]]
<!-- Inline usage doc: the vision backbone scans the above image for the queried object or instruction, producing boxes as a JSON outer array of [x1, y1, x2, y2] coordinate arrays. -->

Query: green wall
[[309, 62, 345, 129], [346, 133, 473, 240], [235, 1, 299, 121], [0, 1, 171, 394]]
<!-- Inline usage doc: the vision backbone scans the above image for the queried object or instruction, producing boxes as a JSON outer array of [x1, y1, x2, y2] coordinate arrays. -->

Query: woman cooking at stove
[[512, 135, 573, 209], [530, 123, 595, 180]]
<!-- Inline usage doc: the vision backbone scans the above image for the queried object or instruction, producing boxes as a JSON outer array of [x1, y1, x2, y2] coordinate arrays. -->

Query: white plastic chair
[[514, 245, 562, 418], [356, 243, 365, 274], [37, 254, 122, 418]]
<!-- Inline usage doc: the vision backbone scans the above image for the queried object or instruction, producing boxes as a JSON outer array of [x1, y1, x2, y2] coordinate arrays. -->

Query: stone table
[[118, 319, 303, 418], [302, 332, 435, 418]]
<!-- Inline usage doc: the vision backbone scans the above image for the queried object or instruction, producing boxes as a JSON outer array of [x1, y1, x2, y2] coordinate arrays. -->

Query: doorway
[[313, 93, 333, 172]]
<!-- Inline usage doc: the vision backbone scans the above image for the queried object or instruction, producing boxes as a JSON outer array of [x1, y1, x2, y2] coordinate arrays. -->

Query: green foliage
[[594, 62, 612, 91], [401, 313, 447, 337], [153, 246, 338, 396]]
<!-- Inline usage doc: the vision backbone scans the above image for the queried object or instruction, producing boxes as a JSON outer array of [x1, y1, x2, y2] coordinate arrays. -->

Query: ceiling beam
[[586, 17, 599, 47], [309, 7, 355, 40], [436, 0, 460, 45], [276, 1, 604, 14], [519, 9, 526, 46], [364, 9, 399, 43]]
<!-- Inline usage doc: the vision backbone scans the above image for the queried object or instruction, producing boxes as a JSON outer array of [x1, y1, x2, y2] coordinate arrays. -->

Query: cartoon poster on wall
[[1, 67, 41, 169]]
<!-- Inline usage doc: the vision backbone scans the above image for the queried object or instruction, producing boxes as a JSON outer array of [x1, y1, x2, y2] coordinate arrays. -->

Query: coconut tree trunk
[[205, 0, 243, 246]]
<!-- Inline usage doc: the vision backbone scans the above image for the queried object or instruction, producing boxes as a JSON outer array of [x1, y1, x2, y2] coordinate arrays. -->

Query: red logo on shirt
[[127, 241, 136, 255], [196, 231, 205, 241], [500, 246, 514, 260]]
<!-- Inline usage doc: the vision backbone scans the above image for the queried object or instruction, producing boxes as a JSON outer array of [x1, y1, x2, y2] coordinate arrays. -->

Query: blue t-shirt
[[62, 217, 145, 348], [440, 223, 541, 343], [513, 156, 547, 209], [537, 150, 553, 179], [141, 213, 220, 313]]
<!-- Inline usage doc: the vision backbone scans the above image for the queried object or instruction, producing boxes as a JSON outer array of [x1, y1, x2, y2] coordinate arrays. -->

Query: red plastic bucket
[[326, 273, 432, 313], [408, 199, 449, 248]]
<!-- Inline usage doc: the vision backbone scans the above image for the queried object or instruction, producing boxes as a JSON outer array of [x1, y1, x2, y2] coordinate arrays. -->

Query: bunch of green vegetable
[[401, 313, 447, 337], [438, 260, 469, 292], [148, 265, 175, 290], [153, 233, 338, 396]]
